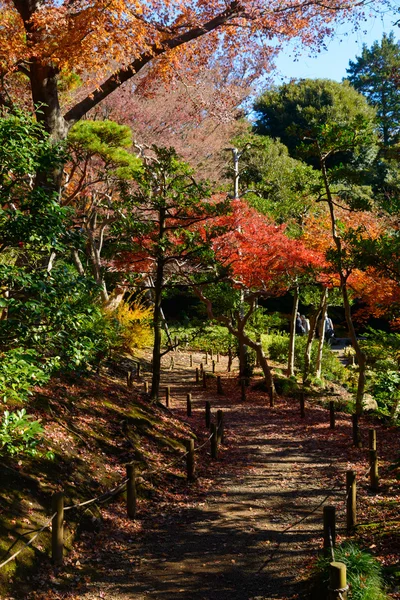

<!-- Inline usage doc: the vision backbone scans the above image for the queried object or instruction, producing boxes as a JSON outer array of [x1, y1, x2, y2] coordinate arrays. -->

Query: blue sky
[[272, 9, 399, 83]]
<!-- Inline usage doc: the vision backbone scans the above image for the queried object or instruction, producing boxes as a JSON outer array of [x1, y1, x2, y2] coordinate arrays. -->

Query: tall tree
[[0, 0, 386, 149], [346, 32, 400, 147], [109, 147, 226, 400]]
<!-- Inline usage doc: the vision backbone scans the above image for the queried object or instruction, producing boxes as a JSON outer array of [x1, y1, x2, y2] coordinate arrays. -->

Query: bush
[[315, 542, 388, 600], [113, 297, 153, 351], [264, 333, 347, 383], [170, 324, 237, 354], [0, 409, 44, 457]]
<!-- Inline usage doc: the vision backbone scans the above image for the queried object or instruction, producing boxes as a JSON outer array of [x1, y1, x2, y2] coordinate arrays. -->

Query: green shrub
[[315, 542, 388, 600], [264, 333, 347, 383], [0, 409, 44, 457], [0, 348, 51, 404]]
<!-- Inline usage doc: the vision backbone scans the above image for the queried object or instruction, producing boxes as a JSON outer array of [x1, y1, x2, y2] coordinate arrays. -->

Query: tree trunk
[[341, 280, 366, 415], [287, 284, 299, 377], [150, 259, 164, 401], [303, 289, 326, 384], [315, 289, 328, 379]]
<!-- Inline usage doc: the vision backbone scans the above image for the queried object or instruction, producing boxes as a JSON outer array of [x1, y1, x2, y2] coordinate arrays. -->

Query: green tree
[[253, 79, 379, 420], [113, 147, 226, 400], [253, 78, 377, 170], [346, 32, 400, 147]]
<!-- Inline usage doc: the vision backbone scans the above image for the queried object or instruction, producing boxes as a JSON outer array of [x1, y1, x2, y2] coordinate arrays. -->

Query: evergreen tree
[[346, 32, 400, 147]]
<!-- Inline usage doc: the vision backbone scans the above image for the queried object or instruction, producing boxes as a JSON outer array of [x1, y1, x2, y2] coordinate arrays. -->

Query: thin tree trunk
[[151, 260, 164, 401], [303, 289, 326, 384], [287, 284, 299, 377], [315, 289, 328, 379]]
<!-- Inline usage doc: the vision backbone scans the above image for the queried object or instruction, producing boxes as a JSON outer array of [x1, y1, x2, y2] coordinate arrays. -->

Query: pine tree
[[346, 32, 400, 147]]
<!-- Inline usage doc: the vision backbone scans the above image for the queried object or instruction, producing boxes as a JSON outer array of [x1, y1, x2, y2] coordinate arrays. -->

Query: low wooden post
[[300, 392, 305, 418], [369, 448, 379, 492], [144, 380, 149, 393], [126, 464, 137, 519], [329, 401, 335, 429], [202, 370, 207, 389], [369, 428, 376, 451], [186, 393, 192, 416], [166, 385, 171, 408], [205, 401, 211, 428], [352, 414, 362, 448], [216, 352, 220, 364], [323, 505, 336, 554], [196, 367, 199, 383], [200, 362, 204, 376], [174, 335, 178, 349], [210, 349, 214, 360], [205, 352, 208, 365], [217, 409, 224, 444], [217, 375, 223, 395], [329, 562, 348, 600], [52, 491, 64, 565], [211, 423, 218, 459], [127, 370, 133, 389], [346, 470, 356, 532], [212, 360, 216, 373], [169, 356, 174, 370], [189, 354, 193, 367], [136, 362, 141, 379], [227, 348, 232, 372], [185, 439, 195, 482], [241, 378, 246, 401], [269, 386, 274, 408]]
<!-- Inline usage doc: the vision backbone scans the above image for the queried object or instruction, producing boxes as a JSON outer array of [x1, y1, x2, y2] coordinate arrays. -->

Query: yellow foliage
[[114, 297, 153, 351]]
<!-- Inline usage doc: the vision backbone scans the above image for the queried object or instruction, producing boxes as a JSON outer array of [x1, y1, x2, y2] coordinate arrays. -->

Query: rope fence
[[0, 391, 222, 570]]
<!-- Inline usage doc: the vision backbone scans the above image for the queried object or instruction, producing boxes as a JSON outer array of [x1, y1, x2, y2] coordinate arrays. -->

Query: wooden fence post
[[369, 454, 379, 491], [52, 491, 64, 565], [126, 464, 137, 519], [200, 362, 204, 376], [217, 352, 220, 364], [329, 401, 335, 429], [127, 370, 133, 389], [346, 470, 356, 532], [169, 356, 174, 370], [352, 414, 362, 448], [136, 362, 141, 379], [211, 423, 218, 459], [202, 370, 207, 389], [205, 352, 208, 365], [144, 380, 149, 393], [186, 393, 192, 416], [189, 354, 193, 367], [185, 439, 195, 482], [174, 335, 178, 350], [269, 386, 274, 408], [212, 360, 216, 373], [196, 367, 199, 383], [227, 348, 232, 372], [300, 392, 305, 418], [241, 378, 246, 401], [369, 428, 378, 491], [323, 505, 336, 554], [210, 349, 214, 360], [217, 409, 224, 444], [329, 562, 348, 600], [217, 375, 223, 395], [205, 401, 211, 429], [369, 428, 376, 451], [166, 385, 171, 408]]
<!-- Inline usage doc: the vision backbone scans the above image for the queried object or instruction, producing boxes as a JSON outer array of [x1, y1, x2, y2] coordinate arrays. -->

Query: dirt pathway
[[28, 352, 371, 600]]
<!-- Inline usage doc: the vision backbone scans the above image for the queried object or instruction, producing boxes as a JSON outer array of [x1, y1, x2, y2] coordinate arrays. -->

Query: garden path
[[56, 350, 363, 600]]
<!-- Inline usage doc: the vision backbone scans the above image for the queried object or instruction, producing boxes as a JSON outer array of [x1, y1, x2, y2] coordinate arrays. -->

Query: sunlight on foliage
[[113, 297, 153, 351]]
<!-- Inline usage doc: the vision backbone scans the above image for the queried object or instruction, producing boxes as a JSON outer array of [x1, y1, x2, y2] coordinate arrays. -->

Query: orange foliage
[[211, 200, 323, 293], [1, 0, 377, 106]]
